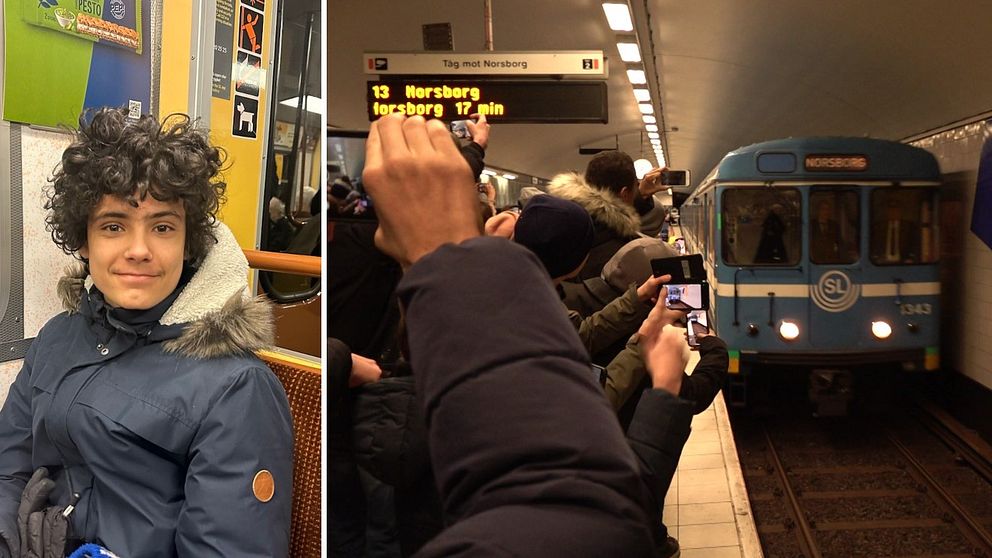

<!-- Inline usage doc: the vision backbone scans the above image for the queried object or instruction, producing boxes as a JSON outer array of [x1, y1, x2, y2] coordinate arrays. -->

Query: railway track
[[733, 403, 992, 557]]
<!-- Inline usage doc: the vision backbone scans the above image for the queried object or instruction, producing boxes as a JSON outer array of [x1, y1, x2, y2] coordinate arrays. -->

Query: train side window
[[870, 188, 939, 265], [707, 194, 715, 257], [722, 188, 801, 266], [258, 3, 321, 303], [809, 190, 859, 264]]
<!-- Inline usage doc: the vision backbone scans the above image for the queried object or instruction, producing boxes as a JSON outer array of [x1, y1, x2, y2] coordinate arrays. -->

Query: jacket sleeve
[[679, 336, 730, 414], [328, 337, 353, 410], [175, 366, 294, 557], [575, 284, 651, 357], [0, 339, 40, 558], [459, 142, 486, 181], [398, 237, 656, 556], [604, 335, 649, 410], [626, 389, 693, 517]]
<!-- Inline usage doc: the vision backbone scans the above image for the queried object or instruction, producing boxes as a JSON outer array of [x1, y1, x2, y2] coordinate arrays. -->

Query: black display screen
[[367, 79, 608, 123]]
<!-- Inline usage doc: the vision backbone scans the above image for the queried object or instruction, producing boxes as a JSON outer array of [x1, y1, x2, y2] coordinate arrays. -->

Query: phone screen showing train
[[327, 131, 377, 221], [687, 311, 708, 348], [665, 282, 709, 311]]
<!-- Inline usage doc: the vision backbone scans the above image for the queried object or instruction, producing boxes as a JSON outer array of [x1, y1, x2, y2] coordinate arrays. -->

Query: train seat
[[260, 353, 322, 558]]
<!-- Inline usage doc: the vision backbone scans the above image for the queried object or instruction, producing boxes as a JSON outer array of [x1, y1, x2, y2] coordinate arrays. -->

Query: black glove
[[16, 468, 69, 558]]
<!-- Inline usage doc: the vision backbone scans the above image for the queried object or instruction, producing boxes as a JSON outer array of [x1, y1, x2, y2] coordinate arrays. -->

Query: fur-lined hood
[[56, 222, 274, 359], [548, 172, 641, 238]]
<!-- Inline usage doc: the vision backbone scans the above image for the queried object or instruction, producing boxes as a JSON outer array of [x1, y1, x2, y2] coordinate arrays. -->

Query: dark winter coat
[[397, 236, 668, 556], [0, 224, 293, 558], [548, 173, 642, 282]]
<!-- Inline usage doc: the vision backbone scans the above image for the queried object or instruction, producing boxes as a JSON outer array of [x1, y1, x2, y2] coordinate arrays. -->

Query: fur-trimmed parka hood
[[56, 222, 274, 359], [548, 172, 641, 238]]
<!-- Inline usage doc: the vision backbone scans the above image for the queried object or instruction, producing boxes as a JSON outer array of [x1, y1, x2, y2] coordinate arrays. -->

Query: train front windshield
[[869, 189, 939, 265], [721, 188, 801, 266], [809, 190, 860, 265]]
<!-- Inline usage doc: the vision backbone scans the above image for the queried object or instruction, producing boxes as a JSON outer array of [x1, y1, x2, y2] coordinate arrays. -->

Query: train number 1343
[[900, 303, 932, 315]]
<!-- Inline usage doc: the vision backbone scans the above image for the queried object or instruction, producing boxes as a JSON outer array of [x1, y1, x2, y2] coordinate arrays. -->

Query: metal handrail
[[244, 249, 321, 278]]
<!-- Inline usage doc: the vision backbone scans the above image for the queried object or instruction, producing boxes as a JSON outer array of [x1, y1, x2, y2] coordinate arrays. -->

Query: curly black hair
[[584, 150, 636, 196], [45, 107, 227, 263]]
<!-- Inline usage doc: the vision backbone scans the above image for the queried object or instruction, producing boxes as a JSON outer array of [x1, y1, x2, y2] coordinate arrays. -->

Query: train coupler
[[808, 369, 853, 416]]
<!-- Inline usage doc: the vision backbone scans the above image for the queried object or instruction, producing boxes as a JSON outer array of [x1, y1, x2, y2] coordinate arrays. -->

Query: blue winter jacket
[[0, 223, 293, 557]]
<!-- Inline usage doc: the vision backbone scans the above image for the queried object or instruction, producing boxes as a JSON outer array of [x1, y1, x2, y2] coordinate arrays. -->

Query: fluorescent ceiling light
[[279, 95, 323, 114], [633, 158, 653, 179], [650, 140, 662, 146], [645, 124, 658, 132], [633, 88, 651, 102], [481, 169, 497, 176], [626, 69, 646, 84], [502, 173, 517, 180], [647, 132, 659, 139], [642, 115, 656, 124], [616, 42, 641, 63], [602, 3, 633, 31], [638, 103, 654, 114]]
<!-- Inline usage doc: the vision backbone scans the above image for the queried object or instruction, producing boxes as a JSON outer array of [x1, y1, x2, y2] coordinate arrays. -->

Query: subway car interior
[[331, 2, 992, 557], [0, 1, 322, 557]]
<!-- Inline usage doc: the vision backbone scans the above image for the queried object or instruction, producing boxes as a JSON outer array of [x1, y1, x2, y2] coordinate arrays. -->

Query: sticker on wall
[[233, 95, 258, 138], [237, 5, 263, 55], [235, 51, 262, 97], [212, 0, 236, 99]]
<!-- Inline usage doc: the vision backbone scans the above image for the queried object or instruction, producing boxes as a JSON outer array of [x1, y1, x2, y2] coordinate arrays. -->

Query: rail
[[762, 426, 822, 558], [244, 250, 321, 278], [885, 428, 992, 554]]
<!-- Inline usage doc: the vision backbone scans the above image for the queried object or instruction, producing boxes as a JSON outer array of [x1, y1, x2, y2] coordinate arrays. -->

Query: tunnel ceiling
[[329, 0, 992, 189]]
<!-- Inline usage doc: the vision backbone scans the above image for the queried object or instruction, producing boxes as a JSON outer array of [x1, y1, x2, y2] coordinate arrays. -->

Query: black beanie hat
[[514, 194, 596, 279]]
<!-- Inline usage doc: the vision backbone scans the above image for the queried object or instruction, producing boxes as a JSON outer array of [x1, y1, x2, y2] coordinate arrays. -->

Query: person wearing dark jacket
[[329, 338, 396, 557], [360, 113, 697, 556], [0, 109, 292, 557]]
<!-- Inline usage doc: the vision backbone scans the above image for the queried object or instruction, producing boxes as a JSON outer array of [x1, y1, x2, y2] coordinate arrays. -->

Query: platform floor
[[663, 352, 763, 558]]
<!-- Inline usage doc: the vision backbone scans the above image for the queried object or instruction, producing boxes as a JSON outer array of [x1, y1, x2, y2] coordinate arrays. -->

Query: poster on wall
[[212, 0, 236, 99], [971, 134, 992, 251], [3, 0, 152, 128]]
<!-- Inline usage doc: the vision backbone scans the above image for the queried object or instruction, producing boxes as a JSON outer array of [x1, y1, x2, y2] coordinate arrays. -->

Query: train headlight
[[871, 321, 892, 339], [778, 320, 800, 341]]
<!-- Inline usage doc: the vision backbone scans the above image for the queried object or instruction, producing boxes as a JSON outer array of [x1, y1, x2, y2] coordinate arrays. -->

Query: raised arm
[[364, 114, 656, 556]]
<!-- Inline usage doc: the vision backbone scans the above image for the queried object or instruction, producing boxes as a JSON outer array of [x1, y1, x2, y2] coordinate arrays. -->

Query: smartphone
[[660, 169, 690, 187], [450, 120, 473, 140], [591, 364, 607, 386], [686, 311, 709, 348], [651, 254, 705, 283], [664, 281, 709, 311]]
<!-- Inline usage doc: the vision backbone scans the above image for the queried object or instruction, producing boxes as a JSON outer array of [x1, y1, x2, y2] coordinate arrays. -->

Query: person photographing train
[[0, 108, 293, 557], [360, 113, 701, 556]]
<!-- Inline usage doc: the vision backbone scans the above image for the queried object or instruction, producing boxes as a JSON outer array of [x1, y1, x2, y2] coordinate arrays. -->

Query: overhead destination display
[[364, 51, 607, 77], [367, 80, 608, 123]]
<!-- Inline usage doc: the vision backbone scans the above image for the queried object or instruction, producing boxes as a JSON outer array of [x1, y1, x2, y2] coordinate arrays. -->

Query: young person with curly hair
[[0, 108, 293, 557]]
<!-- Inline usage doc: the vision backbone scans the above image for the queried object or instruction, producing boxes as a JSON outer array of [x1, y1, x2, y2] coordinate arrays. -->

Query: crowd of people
[[329, 113, 729, 557]]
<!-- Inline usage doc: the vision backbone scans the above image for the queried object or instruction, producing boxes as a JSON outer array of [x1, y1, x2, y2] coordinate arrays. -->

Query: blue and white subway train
[[679, 137, 941, 408]]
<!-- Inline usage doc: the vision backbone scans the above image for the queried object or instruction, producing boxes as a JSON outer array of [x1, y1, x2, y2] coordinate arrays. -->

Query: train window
[[259, 1, 321, 303], [809, 190, 860, 264], [722, 188, 801, 266], [757, 153, 797, 173], [870, 189, 939, 265]]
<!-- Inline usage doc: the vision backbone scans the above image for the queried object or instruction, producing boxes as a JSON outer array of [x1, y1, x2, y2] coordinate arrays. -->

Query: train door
[[807, 187, 863, 348]]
